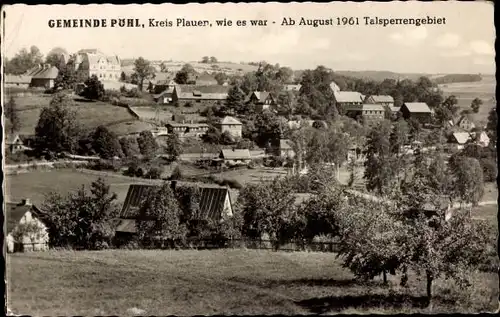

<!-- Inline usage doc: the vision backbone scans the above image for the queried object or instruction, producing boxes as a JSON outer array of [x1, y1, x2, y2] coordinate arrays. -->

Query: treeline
[[433, 74, 482, 85]]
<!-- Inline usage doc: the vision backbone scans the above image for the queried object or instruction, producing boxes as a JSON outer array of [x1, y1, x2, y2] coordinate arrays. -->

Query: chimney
[[170, 180, 177, 191], [21, 198, 32, 206]]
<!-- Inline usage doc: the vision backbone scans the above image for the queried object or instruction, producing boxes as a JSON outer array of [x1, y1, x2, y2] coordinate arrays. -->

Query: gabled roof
[[5, 134, 23, 145], [390, 106, 401, 113], [367, 95, 394, 103], [334, 91, 364, 103], [451, 132, 472, 144], [119, 183, 232, 222], [174, 85, 230, 100], [27, 65, 59, 79], [5, 202, 44, 233], [220, 116, 242, 125], [330, 81, 340, 92], [362, 104, 385, 112], [247, 91, 274, 104], [403, 102, 431, 113], [457, 115, 476, 128], [4, 74, 32, 84], [220, 149, 251, 160]]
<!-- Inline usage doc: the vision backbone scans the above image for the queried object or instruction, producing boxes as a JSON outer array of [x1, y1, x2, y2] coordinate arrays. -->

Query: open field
[[439, 75, 496, 126], [122, 60, 259, 76], [4, 169, 156, 206], [7, 249, 498, 315], [8, 94, 137, 135]]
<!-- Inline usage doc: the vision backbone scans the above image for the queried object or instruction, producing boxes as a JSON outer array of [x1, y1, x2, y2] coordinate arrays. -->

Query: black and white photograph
[[2, 2, 498, 315]]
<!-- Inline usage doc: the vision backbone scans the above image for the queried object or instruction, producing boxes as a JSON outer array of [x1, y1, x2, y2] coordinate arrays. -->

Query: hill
[[333, 70, 431, 82], [121, 60, 259, 76]]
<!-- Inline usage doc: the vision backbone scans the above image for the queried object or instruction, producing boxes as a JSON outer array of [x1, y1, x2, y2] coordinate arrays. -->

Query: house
[[330, 81, 341, 93], [403, 195, 453, 221], [172, 85, 230, 107], [471, 131, 490, 147], [114, 183, 234, 242], [4, 74, 32, 88], [284, 84, 302, 92], [166, 121, 209, 137], [218, 116, 243, 138], [219, 149, 252, 166], [449, 132, 472, 149], [153, 86, 175, 104], [346, 104, 385, 123], [6, 134, 30, 154], [64, 49, 121, 81], [456, 115, 476, 131], [333, 91, 364, 111], [246, 91, 277, 112], [195, 74, 218, 86], [26, 64, 59, 89], [364, 95, 395, 107], [6, 199, 49, 253], [400, 102, 433, 124]]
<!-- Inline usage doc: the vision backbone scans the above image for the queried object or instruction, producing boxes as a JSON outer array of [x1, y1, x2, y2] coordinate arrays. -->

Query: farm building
[[26, 64, 59, 89], [471, 131, 490, 147], [364, 95, 395, 107], [245, 91, 278, 112], [330, 81, 341, 93], [153, 86, 175, 104], [4, 74, 32, 88], [219, 149, 252, 166], [166, 122, 209, 137], [346, 104, 385, 124], [449, 132, 472, 149], [218, 116, 243, 138], [66, 49, 122, 81], [6, 199, 49, 253], [5, 134, 31, 154], [455, 114, 476, 131], [333, 91, 364, 112], [172, 84, 230, 107], [400, 102, 433, 124], [114, 182, 234, 242]]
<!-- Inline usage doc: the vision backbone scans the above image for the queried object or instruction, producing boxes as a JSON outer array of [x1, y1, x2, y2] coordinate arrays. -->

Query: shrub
[[221, 178, 243, 189], [171, 166, 183, 180], [480, 158, 497, 182], [145, 166, 163, 179], [89, 159, 121, 172]]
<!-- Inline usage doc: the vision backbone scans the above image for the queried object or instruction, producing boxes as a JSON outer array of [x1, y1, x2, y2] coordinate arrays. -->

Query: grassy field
[[4, 169, 155, 206], [7, 249, 498, 315], [7, 94, 136, 135], [439, 75, 496, 126]]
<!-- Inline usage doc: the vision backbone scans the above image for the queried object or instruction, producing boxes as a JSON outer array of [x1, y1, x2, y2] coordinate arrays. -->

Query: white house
[[218, 116, 243, 139], [6, 199, 49, 253]]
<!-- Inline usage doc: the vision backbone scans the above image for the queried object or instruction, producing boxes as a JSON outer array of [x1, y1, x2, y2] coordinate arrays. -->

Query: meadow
[[439, 75, 496, 126], [7, 249, 498, 315]]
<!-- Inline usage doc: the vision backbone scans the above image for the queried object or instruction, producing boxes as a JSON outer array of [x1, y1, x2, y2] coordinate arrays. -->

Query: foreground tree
[[486, 107, 497, 148], [81, 75, 105, 100], [4, 46, 44, 74], [45, 47, 67, 68], [43, 178, 119, 249], [175, 63, 195, 84], [34, 93, 81, 155], [449, 156, 484, 207], [136, 183, 187, 246], [226, 85, 247, 115], [54, 60, 79, 90], [164, 132, 183, 161]]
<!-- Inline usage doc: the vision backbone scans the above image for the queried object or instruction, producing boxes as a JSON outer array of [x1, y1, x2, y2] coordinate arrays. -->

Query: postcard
[[2, 2, 497, 316]]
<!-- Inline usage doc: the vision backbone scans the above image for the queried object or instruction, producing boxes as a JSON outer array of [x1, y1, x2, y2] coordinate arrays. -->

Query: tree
[[136, 130, 158, 158], [136, 183, 187, 245], [363, 120, 396, 196], [209, 56, 218, 63], [486, 107, 497, 147], [226, 85, 246, 115], [34, 93, 81, 155], [470, 97, 483, 113], [171, 166, 183, 180], [5, 46, 44, 74], [4, 97, 21, 134], [91, 126, 123, 159], [435, 95, 459, 124], [133, 57, 156, 91], [450, 157, 484, 207], [238, 178, 297, 249], [175, 64, 195, 84], [277, 91, 297, 117], [164, 132, 183, 161], [45, 47, 67, 68], [120, 71, 128, 82], [81, 75, 105, 100], [119, 137, 140, 158], [42, 177, 119, 249], [253, 111, 282, 147], [159, 62, 168, 72], [54, 60, 79, 90], [201, 56, 210, 63], [389, 119, 409, 155]]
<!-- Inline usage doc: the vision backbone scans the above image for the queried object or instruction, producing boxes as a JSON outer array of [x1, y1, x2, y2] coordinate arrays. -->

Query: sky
[[2, 2, 496, 74]]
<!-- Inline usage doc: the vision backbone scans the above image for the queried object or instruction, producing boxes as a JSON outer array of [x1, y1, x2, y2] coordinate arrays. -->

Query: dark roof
[[5, 202, 44, 233], [246, 91, 274, 104], [120, 183, 231, 221], [174, 85, 230, 100], [26, 65, 59, 79]]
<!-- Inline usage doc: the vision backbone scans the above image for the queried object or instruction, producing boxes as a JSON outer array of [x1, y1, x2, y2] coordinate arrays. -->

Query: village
[[4, 29, 498, 317]]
